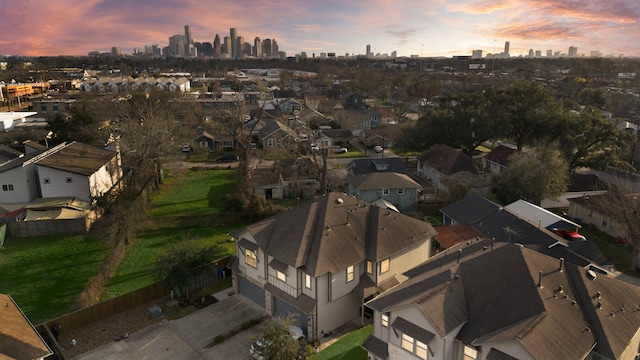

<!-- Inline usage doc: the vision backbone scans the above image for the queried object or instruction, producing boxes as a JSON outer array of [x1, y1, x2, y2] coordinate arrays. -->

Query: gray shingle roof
[[417, 144, 479, 176], [362, 335, 389, 359], [367, 244, 640, 360], [239, 192, 437, 277], [347, 172, 421, 191], [35, 141, 116, 176]]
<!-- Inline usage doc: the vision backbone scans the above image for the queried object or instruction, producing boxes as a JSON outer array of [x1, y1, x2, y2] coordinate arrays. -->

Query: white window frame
[[2, 184, 14, 191], [397, 188, 405, 195], [416, 340, 428, 360], [245, 249, 257, 268], [380, 258, 390, 274], [267, 138, 276, 147], [381, 313, 388, 327], [305, 274, 312, 289], [276, 270, 286, 282], [464, 345, 478, 360], [382, 188, 390, 195], [346, 265, 355, 282], [401, 333, 414, 352]]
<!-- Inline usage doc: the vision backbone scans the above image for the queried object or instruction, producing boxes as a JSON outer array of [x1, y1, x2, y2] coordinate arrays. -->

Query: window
[[347, 265, 355, 282], [601, 217, 608, 228], [276, 270, 286, 282], [65, 177, 73, 183], [401, 333, 414, 352], [53, 104, 59, 111], [2, 184, 14, 191], [588, 209, 594, 217], [367, 261, 373, 274], [464, 345, 478, 360], [43, 178, 51, 184], [40, 105, 47, 112], [380, 258, 390, 274], [382, 188, 390, 195], [245, 250, 257, 268], [381, 313, 388, 327], [397, 188, 405, 195], [267, 138, 276, 147], [305, 274, 312, 289], [416, 341, 428, 360]]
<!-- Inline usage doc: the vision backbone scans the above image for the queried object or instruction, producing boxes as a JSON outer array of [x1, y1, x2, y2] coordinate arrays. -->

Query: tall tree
[[488, 81, 563, 152], [254, 314, 303, 360], [556, 106, 633, 172], [491, 147, 569, 205]]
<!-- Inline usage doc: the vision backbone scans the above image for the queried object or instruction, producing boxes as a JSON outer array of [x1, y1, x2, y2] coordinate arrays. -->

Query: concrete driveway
[[73, 295, 264, 360]]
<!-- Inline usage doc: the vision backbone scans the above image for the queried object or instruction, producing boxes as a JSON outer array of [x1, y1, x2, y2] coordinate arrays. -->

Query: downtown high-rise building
[[236, 36, 245, 59], [568, 46, 578, 57], [223, 36, 232, 57], [230, 28, 238, 59], [168, 34, 186, 57], [504, 41, 510, 57], [263, 38, 272, 58], [213, 34, 221, 58], [254, 37, 262, 58], [184, 25, 196, 57]]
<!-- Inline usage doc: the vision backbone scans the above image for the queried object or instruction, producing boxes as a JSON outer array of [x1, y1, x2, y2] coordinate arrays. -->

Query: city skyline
[[1, 0, 639, 58]]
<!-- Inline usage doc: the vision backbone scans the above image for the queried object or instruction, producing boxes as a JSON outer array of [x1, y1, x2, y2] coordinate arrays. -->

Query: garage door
[[238, 277, 265, 308], [274, 296, 308, 336]]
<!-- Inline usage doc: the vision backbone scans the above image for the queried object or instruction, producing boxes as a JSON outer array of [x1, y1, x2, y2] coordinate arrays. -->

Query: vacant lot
[[0, 235, 109, 323]]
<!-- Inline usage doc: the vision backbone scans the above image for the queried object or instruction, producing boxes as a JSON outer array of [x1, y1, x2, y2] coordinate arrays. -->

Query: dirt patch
[[57, 301, 166, 357]]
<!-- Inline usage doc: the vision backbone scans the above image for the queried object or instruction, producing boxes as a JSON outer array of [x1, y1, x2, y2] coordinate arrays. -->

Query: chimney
[[559, 258, 565, 272], [457, 249, 462, 263], [538, 271, 543, 288]]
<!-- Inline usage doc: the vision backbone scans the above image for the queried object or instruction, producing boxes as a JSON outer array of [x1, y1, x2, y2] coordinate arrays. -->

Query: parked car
[[250, 326, 305, 360], [373, 145, 383, 153], [216, 154, 239, 163], [310, 143, 319, 151], [181, 144, 192, 153], [551, 228, 586, 241], [334, 147, 348, 154]]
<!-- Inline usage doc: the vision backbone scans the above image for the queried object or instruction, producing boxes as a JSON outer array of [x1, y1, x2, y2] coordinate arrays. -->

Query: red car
[[552, 228, 586, 241]]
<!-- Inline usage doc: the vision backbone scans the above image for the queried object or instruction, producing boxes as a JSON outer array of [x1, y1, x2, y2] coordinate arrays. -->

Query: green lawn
[[149, 169, 237, 217], [0, 235, 109, 323], [313, 324, 372, 360], [102, 223, 242, 299]]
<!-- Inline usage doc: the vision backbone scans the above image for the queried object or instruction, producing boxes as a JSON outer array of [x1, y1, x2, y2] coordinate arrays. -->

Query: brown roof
[[238, 192, 438, 277], [484, 145, 518, 167], [368, 243, 640, 360], [417, 144, 479, 175], [36, 141, 117, 176], [0, 294, 53, 360], [433, 225, 484, 249], [348, 172, 421, 191]]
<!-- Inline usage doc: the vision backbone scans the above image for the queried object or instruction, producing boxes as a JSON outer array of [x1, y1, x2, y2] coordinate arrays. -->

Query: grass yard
[[313, 324, 372, 360], [0, 235, 109, 323], [149, 169, 237, 217], [101, 223, 242, 299]]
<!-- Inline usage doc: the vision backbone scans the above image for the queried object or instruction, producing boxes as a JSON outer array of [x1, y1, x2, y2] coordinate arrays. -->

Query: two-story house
[[231, 192, 438, 340], [347, 172, 422, 213], [363, 241, 640, 360]]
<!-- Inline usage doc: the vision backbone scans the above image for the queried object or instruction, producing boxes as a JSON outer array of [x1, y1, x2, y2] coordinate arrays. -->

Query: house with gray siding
[[230, 192, 438, 341], [347, 172, 421, 213], [364, 241, 640, 360]]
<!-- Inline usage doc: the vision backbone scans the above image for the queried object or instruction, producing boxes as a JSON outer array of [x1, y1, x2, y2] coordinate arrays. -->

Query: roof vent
[[555, 285, 564, 294], [571, 301, 577, 306], [610, 311, 615, 317], [559, 258, 565, 272], [597, 302, 602, 309], [336, 198, 344, 204], [587, 269, 597, 280], [594, 291, 601, 299]]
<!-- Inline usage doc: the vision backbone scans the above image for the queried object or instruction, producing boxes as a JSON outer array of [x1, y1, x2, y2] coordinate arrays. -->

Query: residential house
[[541, 172, 607, 209], [318, 129, 353, 145], [0, 293, 53, 360], [483, 144, 518, 174], [230, 192, 438, 340], [296, 107, 327, 125], [440, 194, 613, 272], [249, 118, 297, 149], [567, 193, 630, 240], [417, 144, 482, 188], [317, 99, 344, 114], [277, 98, 304, 115], [342, 93, 367, 110], [0, 141, 122, 205], [347, 172, 421, 213], [193, 130, 215, 151], [370, 107, 396, 127], [32, 98, 76, 121], [347, 158, 409, 177], [0, 144, 22, 165], [363, 241, 640, 360], [334, 109, 382, 133]]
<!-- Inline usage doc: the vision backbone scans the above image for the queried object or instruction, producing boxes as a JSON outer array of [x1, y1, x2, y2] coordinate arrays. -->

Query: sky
[[1, 0, 639, 58]]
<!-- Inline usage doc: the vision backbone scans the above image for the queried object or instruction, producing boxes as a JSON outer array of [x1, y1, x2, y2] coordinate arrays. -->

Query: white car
[[373, 145, 383, 153], [250, 326, 304, 360], [334, 147, 348, 154]]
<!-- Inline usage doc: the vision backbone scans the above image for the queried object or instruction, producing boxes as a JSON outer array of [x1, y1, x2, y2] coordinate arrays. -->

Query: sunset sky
[[1, 0, 639, 58]]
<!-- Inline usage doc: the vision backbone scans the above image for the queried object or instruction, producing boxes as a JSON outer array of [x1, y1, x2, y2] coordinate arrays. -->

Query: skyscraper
[[263, 38, 272, 58], [230, 28, 237, 59], [254, 37, 262, 58], [213, 34, 221, 58], [272, 39, 278, 58], [568, 46, 578, 57], [236, 36, 244, 59], [223, 36, 232, 57], [169, 34, 185, 57], [366, 44, 371, 57], [504, 41, 510, 57], [184, 25, 194, 57]]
